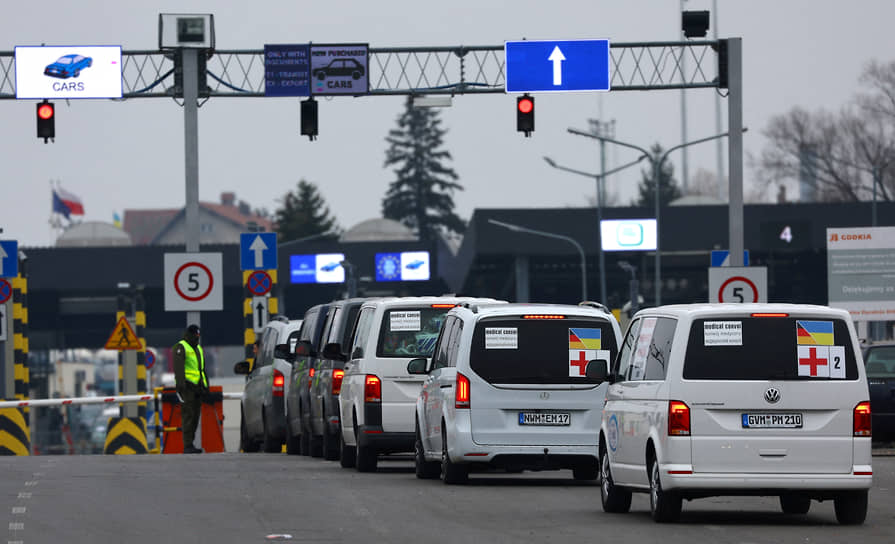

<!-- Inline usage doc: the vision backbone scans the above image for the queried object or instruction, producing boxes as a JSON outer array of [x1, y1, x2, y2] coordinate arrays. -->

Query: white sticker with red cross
[[569, 349, 611, 377], [797, 345, 846, 379]]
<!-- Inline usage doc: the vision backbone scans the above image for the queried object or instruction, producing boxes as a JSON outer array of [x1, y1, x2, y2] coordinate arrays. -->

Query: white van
[[599, 303, 872, 524], [338, 296, 502, 471], [410, 302, 622, 484]]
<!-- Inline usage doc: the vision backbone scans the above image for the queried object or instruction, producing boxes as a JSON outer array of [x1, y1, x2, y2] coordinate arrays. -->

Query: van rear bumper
[[662, 470, 872, 493], [356, 425, 414, 454]]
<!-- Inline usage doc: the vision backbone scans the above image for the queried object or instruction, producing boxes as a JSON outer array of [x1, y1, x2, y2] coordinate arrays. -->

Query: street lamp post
[[568, 128, 743, 306], [543, 155, 647, 304], [488, 219, 588, 302]]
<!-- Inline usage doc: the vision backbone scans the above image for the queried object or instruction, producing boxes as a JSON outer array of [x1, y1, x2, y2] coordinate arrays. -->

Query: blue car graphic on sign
[[44, 54, 93, 79], [320, 262, 341, 272], [405, 260, 426, 270]]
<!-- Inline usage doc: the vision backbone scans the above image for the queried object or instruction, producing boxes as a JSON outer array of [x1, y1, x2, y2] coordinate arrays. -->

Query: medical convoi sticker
[[569, 349, 610, 377], [390, 310, 421, 331], [703, 321, 742, 346], [569, 328, 601, 350], [485, 327, 517, 349], [796, 320, 834, 345], [797, 345, 830, 378], [630, 317, 657, 380]]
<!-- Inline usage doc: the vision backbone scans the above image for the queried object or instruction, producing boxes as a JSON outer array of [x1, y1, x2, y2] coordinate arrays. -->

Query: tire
[[355, 442, 378, 472], [285, 432, 301, 455], [240, 411, 260, 453], [352, 71, 361, 80], [299, 413, 310, 456], [415, 422, 440, 479], [834, 490, 868, 525], [340, 433, 356, 468], [779, 494, 811, 515], [323, 428, 340, 461], [573, 460, 599, 481], [316, 71, 326, 81], [309, 434, 324, 458], [600, 446, 632, 513], [261, 411, 281, 453], [649, 457, 682, 523], [441, 428, 468, 484]]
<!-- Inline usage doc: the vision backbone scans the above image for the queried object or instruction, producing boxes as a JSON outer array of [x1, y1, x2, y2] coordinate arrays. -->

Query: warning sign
[[104, 317, 142, 351]]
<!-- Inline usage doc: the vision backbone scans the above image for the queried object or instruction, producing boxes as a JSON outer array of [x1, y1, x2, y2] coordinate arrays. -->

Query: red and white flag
[[52, 186, 85, 217]]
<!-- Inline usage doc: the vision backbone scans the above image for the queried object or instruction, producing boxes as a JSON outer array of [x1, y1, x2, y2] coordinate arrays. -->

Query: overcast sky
[[2, 0, 893, 248]]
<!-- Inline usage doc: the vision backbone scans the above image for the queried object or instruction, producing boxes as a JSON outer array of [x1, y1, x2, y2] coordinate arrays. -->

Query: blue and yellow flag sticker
[[796, 320, 834, 346], [569, 328, 601, 350]]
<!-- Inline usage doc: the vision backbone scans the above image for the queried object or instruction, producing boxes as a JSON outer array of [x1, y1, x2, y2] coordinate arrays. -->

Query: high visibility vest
[[178, 340, 207, 387]]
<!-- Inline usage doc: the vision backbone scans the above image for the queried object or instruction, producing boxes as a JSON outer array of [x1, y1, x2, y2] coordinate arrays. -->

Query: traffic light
[[301, 98, 318, 141], [37, 100, 55, 143], [516, 94, 534, 137]]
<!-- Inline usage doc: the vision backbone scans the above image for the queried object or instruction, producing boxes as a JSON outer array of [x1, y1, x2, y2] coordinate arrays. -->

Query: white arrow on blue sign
[[505, 39, 610, 93], [240, 233, 278, 271], [711, 250, 750, 267], [0, 240, 18, 278]]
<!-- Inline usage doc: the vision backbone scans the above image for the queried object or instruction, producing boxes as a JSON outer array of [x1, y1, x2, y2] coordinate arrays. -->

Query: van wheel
[[309, 434, 324, 458], [779, 494, 811, 514], [415, 421, 440, 479], [441, 428, 468, 484], [355, 442, 378, 472], [649, 457, 681, 522], [285, 432, 301, 455], [339, 433, 356, 468], [600, 447, 631, 513], [240, 410, 259, 453], [573, 460, 599, 481], [261, 411, 281, 453], [834, 490, 868, 525], [299, 414, 310, 456], [322, 429, 340, 461]]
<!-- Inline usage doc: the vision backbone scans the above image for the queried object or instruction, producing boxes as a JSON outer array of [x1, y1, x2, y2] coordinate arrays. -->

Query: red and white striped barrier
[[0, 392, 243, 409]]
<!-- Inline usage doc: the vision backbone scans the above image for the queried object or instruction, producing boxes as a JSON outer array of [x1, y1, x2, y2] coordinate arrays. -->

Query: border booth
[[160, 386, 225, 453]]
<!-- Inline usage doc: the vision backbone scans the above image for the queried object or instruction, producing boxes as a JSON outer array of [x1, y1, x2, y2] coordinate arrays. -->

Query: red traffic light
[[517, 97, 534, 114], [37, 103, 55, 120]]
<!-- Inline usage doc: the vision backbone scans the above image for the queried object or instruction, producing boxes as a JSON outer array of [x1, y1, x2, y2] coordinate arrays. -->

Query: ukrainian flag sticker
[[569, 328, 602, 350], [796, 321, 834, 346]]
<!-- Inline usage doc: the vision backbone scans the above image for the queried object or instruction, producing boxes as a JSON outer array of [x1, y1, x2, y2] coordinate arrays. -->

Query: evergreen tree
[[274, 180, 340, 242], [382, 96, 465, 241], [635, 144, 683, 207]]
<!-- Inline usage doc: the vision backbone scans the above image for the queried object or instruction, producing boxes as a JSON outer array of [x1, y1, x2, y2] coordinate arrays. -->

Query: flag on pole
[[52, 186, 85, 219], [113, 212, 122, 228]]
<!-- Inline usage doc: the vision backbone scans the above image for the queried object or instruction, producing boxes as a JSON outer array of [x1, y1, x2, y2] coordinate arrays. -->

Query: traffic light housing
[[301, 98, 318, 141], [37, 100, 55, 143], [517, 94, 534, 137]]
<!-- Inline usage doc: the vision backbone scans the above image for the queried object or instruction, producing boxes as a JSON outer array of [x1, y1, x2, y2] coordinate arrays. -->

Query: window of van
[[377, 307, 451, 358], [683, 317, 859, 380], [615, 317, 676, 382], [865, 345, 895, 378], [469, 317, 618, 384]]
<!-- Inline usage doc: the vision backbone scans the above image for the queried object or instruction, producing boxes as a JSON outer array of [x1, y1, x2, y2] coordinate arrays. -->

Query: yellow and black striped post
[[103, 416, 148, 454], [109, 290, 147, 454], [1, 255, 31, 455], [243, 269, 278, 368], [134, 293, 147, 422]]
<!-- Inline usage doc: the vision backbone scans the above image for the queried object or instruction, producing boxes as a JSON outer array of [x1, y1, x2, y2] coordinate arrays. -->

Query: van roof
[[361, 296, 503, 309], [462, 302, 615, 320], [636, 303, 852, 321]]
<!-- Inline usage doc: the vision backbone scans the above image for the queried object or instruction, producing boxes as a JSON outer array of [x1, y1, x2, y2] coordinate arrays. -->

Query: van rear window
[[683, 317, 858, 380], [470, 317, 618, 384]]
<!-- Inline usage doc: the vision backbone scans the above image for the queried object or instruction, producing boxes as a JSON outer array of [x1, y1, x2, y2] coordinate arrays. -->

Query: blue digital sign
[[375, 251, 430, 282], [264, 44, 311, 97], [290, 253, 345, 284], [505, 39, 610, 93]]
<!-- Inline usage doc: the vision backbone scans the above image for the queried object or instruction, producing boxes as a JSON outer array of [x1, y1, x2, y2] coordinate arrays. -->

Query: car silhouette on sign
[[319, 262, 342, 272], [405, 260, 426, 270], [44, 54, 93, 79], [312, 58, 365, 81]]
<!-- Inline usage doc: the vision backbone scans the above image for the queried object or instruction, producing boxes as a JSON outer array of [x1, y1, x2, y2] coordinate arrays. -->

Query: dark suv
[[285, 303, 330, 455]]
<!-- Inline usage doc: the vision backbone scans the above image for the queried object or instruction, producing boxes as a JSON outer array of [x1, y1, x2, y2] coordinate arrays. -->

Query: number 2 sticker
[[829, 346, 845, 379]]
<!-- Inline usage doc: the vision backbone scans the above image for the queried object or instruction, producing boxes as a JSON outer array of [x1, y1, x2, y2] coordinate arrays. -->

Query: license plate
[[518, 411, 570, 426], [741, 413, 803, 428]]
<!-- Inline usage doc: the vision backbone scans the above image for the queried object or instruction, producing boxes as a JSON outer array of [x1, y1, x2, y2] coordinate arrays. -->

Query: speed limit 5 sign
[[708, 266, 768, 303], [164, 252, 223, 311]]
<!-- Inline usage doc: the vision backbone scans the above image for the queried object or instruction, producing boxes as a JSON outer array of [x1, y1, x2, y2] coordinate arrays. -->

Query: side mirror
[[585, 359, 610, 383], [295, 340, 314, 357], [406, 358, 428, 375], [322, 342, 345, 361], [274, 343, 296, 361], [233, 360, 251, 375]]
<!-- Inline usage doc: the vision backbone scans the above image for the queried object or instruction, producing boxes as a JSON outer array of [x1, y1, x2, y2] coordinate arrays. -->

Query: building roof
[[123, 200, 273, 245], [340, 218, 417, 242], [55, 221, 133, 247]]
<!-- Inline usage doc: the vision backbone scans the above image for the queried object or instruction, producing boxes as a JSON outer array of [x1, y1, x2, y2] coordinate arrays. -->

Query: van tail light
[[309, 368, 316, 378], [854, 401, 872, 437], [522, 314, 566, 320], [272, 369, 285, 398], [431, 304, 458, 308], [308, 367, 315, 390], [364, 375, 381, 403], [455, 372, 471, 409], [332, 369, 345, 395], [751, 313, 789, 318], [668, 401, 690, 436]]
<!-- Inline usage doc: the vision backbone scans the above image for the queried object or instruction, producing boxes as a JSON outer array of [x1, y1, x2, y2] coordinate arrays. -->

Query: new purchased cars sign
[[15, 45, 123, 99]]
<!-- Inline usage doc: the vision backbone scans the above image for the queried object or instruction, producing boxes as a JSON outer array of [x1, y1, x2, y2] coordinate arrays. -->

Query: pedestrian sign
[[104, 316, 142, 351]]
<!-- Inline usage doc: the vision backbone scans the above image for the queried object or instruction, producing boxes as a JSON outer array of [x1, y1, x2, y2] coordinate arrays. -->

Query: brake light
[[272, 369, 285, 397], [332, 369, 345, 395], [309, 368, 315, 378], [668, 401, 690, 436], [854, 401, 872, 437], [364, 375, 381, 403], [430, 304, 458, 308], [751, 313, 789, 318], [522, 314, 566, 320], [455, 372, 470, 409]]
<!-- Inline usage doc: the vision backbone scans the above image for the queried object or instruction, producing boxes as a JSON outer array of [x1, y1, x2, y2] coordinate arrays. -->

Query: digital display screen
[[600, 219, 658, 251], [375, 251, 431, 282], [290, 253, 345, 284], [15, 45, 123, 99], [760, 221, 811, 250]]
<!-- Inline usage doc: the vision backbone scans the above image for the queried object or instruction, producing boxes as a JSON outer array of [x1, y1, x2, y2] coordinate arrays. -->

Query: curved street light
[[488, 218, 587, 302]]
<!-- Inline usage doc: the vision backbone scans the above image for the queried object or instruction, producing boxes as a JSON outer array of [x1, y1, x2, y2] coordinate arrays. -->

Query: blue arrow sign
[[505, 39, 610, 93], [240, 233, 278, 271], [0, 240, 18, 278], [711, 250, 750, 267]]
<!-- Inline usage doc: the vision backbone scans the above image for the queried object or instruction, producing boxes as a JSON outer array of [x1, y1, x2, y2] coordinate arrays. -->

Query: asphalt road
[[2, 453, 894, 544]]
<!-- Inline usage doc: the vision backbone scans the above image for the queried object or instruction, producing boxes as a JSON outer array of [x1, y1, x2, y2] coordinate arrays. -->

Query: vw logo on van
[[764, 387, 781, 404], [539, 391, 550, 400]]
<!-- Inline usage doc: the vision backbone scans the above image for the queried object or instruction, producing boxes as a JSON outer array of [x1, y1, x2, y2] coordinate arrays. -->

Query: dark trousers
[[181, 384, 202, 448]]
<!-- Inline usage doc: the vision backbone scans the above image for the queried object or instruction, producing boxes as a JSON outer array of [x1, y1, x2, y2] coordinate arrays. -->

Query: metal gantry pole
[[182, 48, 201, 329], [653, 157, 662, 305], [727, 38, 745, 268]]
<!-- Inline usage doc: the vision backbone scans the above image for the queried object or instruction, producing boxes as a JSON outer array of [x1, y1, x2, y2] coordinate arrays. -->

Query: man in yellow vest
[[173, 324, 209, 454]]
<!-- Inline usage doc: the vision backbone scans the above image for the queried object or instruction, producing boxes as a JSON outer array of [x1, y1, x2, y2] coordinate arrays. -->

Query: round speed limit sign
[[164, 252, 223, 311], [708, 266, 768, 304]]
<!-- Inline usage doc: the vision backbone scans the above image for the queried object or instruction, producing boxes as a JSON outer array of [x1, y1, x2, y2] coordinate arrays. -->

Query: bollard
[[160, 387, 184, 454], [200, 386, 225, 453]]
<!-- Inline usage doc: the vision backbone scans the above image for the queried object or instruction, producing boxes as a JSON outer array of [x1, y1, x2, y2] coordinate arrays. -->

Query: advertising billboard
[[600, 219, 658, 251], [290, 253, 345, 284], [15, 45, 123, 99], [375, 251, 431, 282]]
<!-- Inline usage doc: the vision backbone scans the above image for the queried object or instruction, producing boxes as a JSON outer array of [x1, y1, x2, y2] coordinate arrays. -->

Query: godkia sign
[[826, 226, 895, 320]]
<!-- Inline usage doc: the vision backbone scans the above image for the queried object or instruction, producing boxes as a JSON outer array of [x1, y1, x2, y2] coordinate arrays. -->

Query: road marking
[[23, 481, 37, 487], [7, 523, 23, 531], [9, 540, 24, 544], [10, 507, 25, 515], [16, 493, 31, 500]]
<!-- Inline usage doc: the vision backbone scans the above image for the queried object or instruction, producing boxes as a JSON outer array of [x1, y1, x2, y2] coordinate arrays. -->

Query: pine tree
[[382, 96, 465, 241], [274, 180, 340, 242], [635, 144, 683, 207]]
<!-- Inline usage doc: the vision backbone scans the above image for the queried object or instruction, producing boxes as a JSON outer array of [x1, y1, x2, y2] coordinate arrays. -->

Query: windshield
[[865, 346, 895, 378], [377, 307, 452, 358], [56, 57, 73, 64]]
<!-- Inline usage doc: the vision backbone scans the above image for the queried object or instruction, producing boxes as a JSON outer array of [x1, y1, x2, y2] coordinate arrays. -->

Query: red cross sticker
[[570, 351, 588, 376], [799, 347, 828, 377]]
